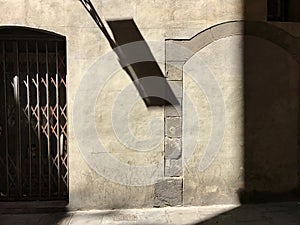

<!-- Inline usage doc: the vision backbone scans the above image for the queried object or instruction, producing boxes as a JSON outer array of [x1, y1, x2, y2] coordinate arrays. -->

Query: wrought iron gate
[[0, 27, 68, 200]]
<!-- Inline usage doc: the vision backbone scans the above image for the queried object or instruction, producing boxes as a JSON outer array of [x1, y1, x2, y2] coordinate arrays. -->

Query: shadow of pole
[[79, 0, 178, 107]]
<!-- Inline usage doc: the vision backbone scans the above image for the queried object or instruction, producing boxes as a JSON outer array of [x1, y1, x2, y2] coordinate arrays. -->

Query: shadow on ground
[[0, 211, 118, 225], [195, 202, 300, 225]]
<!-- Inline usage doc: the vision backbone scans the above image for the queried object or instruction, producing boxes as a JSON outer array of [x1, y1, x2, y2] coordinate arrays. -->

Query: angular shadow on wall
[[107, 19, 179, 107], [80, 0, 178, 107]]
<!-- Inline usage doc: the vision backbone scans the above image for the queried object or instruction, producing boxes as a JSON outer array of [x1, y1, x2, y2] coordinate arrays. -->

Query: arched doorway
[[0, 27, 68, 201]]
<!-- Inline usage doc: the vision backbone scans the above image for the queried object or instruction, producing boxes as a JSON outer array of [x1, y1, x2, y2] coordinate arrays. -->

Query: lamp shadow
[[80, 0, 178, 107], [107, 19, 179, 107]]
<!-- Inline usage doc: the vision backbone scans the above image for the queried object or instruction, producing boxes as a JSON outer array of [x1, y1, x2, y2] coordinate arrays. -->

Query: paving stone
[[165, 207, 202, 225], [0, 214, 44, 225], [233, 206, 265, 222], [200, 213, 239, 225], [38, 213, 74, 225], [197, 205, 239, 221], [100, 212, 138, 225], [107, 208, 168, 225], [0, 203, 298, 225], [69, 211, 103, 225], [266, 213, 300, 225]]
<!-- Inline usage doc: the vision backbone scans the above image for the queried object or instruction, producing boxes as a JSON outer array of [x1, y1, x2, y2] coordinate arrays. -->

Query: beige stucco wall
[[0, 0, 299, 209], [182, 34, 299, 205], [182, 35, 244, 205]]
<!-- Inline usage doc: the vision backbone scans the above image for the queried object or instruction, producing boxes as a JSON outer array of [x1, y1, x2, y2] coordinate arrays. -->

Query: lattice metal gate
[[0, 27, 68, 201]]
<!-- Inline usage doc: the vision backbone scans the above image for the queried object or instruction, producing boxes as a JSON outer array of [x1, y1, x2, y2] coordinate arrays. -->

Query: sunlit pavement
[[0, 202, 299, 225]]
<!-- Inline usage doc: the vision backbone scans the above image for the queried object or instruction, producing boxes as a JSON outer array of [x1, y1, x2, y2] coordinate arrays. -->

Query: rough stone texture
[[168, 81, 183, 98], [165, 98, 182, 117], [165, 158, 182, 177], [167, 29, 214, 61], [210, 21, 244, 40], [69, 212, 103, 225], [165, 207, 202, 225], [154, 178, 183, 207], [165, 137, 182, 159], [0, 0, 26, 24], [165, 41, 192, 62], [166, 61, 184, 81], [165, 117, 182, 138], [182, 29, 215, 53]]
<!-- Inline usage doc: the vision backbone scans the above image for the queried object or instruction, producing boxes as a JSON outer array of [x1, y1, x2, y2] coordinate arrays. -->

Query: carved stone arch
[[167, 20, 300, 63]]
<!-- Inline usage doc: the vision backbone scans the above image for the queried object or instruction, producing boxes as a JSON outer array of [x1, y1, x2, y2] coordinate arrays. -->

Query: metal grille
[[0, 28, 68, 201]]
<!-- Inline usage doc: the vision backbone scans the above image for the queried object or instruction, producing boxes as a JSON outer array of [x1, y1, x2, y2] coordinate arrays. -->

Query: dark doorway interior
[[267, 0, 300, 22], [0, 27, 68, 201]]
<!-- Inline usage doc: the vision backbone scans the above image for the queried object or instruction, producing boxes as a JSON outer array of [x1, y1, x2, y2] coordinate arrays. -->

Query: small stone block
[[165, 137, 181, 159], [165, 158, 182, 177], [154, 178, 183, 207], [165, 98, 182, 117], [166, 62, 183, 81], [169, 81, 183, 98], [165, 117, 182, 137], [166, 41, 192, 62]]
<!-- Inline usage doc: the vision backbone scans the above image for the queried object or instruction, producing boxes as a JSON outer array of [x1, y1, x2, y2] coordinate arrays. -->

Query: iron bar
[[45, 43, 51, 197], [25, 41, 32, 197], [2, 41, 9, 196], [56, 42, 61, 195], [15, 41, 22, 198], [35, 41, 42, 197]]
